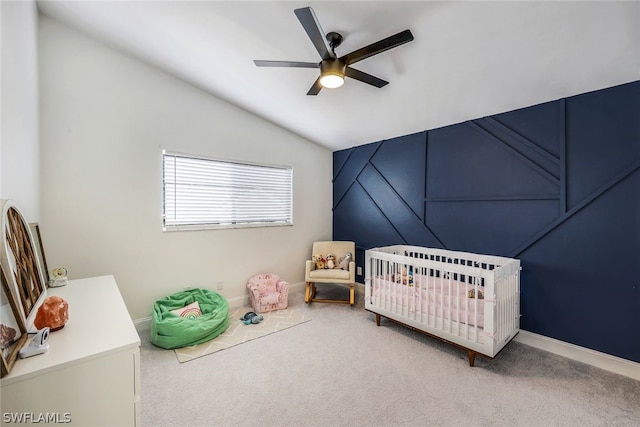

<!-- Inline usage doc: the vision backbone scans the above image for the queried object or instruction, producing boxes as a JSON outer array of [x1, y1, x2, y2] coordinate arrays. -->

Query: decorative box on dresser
[[1, 275, 141, 426]]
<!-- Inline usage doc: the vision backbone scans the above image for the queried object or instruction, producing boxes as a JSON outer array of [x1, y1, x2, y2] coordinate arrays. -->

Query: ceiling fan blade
[[294, 7, 335, 60], [345, 67, 389, 88], [254, 60, 319, 68], [340, 29, 414, 66], [306, 77, 323, 96]]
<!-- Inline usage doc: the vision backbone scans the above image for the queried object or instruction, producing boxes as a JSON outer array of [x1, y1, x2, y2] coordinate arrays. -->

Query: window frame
[[162, 150, 293, 231]]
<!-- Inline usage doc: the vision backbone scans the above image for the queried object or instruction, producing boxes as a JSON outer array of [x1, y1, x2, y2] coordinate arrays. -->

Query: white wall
[[1, 0, 40, 221], [38, 16, 333, 321]]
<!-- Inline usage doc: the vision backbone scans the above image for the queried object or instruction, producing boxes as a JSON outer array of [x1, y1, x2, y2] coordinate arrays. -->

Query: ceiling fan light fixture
[[320, 73, 344, 89], [320, 59, 346, 89]]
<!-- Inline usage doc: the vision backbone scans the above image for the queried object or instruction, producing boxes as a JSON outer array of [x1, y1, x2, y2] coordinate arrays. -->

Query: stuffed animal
[[407, 269, 414, 286], [394, 267, 414, 286], [467, 289, 484, 299], [338, 252, 352, 270], [312, 254, 326, 270], [326, 254, 336, 269]]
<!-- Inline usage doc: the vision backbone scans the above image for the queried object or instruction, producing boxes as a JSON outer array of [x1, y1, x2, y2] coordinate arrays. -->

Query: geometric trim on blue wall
[[333, 80, 640, 362]]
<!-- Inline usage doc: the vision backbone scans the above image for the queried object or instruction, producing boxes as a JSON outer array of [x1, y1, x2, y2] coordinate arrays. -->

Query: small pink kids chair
[[246, 273, 290, 313]]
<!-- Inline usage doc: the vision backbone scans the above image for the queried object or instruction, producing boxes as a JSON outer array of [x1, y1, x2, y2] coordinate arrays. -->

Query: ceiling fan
[[254, 7, 414, 95]]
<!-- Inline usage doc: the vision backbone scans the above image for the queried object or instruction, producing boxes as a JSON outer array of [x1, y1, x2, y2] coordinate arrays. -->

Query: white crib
[[365, 245, 521, 366]]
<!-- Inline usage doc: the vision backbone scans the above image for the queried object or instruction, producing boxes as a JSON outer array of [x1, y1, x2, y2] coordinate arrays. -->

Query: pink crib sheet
[[371, 274, 485, 328]]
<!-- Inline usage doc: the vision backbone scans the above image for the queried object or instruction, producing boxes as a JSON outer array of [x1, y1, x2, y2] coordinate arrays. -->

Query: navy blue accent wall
[[333, 81, 640, 362]]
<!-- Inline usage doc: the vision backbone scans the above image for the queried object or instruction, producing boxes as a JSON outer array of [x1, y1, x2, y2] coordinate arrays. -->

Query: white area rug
[[174, 305, 311, 363]]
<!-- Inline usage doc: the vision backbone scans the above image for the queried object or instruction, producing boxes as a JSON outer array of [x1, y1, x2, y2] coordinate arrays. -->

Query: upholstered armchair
[[304, 241, 356, 305], [246, 273, 290, 313]]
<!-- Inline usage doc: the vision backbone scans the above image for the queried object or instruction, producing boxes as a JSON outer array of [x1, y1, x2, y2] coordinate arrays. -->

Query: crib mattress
[[370, 274, 485, 328]]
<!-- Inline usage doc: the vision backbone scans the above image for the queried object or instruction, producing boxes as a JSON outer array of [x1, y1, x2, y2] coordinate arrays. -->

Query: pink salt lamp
[[34, 296, 69, 331]]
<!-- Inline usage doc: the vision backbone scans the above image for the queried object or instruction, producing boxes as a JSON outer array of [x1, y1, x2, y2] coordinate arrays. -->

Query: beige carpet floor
[[174, 305, 311, 362], [140, 285, 640, 426]]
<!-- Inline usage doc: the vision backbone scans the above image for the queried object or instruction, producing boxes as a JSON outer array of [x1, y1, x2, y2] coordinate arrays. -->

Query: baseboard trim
[[515, 330, 640, 381]]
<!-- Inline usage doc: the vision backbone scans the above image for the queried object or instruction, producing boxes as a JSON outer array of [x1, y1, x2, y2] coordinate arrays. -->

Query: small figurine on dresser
[[49, 267, 68, 288]]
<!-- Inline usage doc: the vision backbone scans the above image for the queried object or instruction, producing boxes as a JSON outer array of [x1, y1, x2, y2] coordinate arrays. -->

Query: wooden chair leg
[[306, 282, 353, 305], [349, 283, 355, 305], [304, 282, 312, 303]]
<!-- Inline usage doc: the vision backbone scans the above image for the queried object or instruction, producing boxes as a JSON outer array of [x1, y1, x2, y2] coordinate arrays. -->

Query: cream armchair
[[304, 241, 356, 305]]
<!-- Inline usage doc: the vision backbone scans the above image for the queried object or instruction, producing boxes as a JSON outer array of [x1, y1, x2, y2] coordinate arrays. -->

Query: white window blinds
[[163, 151, 293, 230]]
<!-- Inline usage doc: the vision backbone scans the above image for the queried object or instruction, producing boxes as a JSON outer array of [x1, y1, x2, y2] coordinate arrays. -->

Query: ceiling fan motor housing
[[321, 59, 346, 76], [320, 59, 347, 88]]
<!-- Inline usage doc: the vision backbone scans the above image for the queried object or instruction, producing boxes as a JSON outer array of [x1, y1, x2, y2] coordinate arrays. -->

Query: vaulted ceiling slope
[[36, 1, 640, 151]]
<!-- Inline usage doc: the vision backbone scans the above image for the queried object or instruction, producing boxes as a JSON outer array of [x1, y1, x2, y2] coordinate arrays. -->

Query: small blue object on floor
[[240, 311, 263, 325]]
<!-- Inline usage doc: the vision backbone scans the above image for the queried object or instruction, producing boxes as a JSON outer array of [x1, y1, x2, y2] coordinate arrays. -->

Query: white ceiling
[[36, 1, 640, 151]]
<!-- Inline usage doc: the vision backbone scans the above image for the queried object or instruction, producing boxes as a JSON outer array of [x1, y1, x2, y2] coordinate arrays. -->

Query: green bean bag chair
[[150, 288, 230, 349]]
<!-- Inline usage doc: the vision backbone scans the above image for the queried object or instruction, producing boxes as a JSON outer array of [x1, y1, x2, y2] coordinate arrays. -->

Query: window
[[162, 151, 293, 231]]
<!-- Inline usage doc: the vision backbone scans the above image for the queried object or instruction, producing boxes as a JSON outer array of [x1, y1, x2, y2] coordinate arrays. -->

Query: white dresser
[[1, 276, 141, 426]]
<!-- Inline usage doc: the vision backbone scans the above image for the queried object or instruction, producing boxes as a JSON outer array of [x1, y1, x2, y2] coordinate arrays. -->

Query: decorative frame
[[0, 200, 47, 329], [1, 263, 28, 378]]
